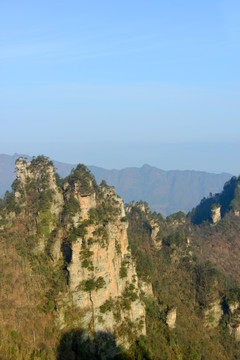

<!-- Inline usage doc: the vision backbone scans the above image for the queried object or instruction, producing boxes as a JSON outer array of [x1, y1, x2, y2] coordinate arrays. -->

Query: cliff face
[[14, 157, 64, 253], [13, 157, 146, 343], [63, 179, 146, 338], [211, 205, 221, 224]]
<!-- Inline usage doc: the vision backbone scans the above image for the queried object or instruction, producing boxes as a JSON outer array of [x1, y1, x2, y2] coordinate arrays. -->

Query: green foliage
[[37, 211, 53, 236], [83, 278, 96, 292], [68, 224, 88, 242], [163, 231, 186, 248], [12, 157, 59, 221], [151, 211, 164, 222], [191, 176, 240, 224], [120, 298, 131, 311], [122, 283, 138, 302], [37, 189, 53, 212], [100, 179, 110, 188], [95, 276, 106, 289], [224, 288, 240, 306], [30, 155, 53, 168], [89, 200, 121, 225], [44, 299, 55, 314], [10, 330, 18, 340], [80, 248, 94, 270], [64, 195, 80, 217], [194, 261, 223, 309], [0, 198, 4, 211], [11, 179, 21, 192], [211, 203, 221, 210], [2, 155, 240, 360], [155, 228, 163, 243], [166, 211, 186, 222], [127, 207, 154, 282], [80, 276, 106, 292], [66, 164, 97, 194], [3, 190, 21, 214], [87, 237, 96, 246], [100, 298, 115, 313], [230, 184, 240, 211], [120, 261, 128, 279], [115, 240, 122, 255], [128, 335, 152, 360], [55, 172, 63, 188], [92, 225, 109, 247], [126, 200, 240, 360]]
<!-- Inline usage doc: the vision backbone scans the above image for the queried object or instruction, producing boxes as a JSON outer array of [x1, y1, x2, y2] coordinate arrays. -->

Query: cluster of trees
[[126, 201, 240, 359]]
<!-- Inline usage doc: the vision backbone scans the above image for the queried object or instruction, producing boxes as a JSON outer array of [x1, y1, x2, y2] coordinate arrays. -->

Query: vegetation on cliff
[[0, 156, 147, 359], [126, 201, 240, 359], [1, 157, 240, 359]]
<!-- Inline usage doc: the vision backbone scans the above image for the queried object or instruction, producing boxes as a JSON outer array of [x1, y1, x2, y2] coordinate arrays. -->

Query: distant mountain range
[[0, 153, 232, 216]]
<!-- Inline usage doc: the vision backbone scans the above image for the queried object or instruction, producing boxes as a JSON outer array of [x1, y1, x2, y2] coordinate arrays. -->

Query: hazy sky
[[0, 0, 240, 173]]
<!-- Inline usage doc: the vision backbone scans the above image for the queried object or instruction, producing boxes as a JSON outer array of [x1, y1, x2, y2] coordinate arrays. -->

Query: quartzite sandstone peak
[[13, 156, 146, 343]]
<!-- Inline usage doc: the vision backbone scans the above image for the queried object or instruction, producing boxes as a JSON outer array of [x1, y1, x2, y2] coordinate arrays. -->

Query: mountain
[[0, 156, 147, 359], [1, 158, 240, 359], [89, 164, 231, 216], [0, 154, 231, 216]]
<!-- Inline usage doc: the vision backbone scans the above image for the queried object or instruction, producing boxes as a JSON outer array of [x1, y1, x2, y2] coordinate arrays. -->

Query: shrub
[[80, 276, 106, 292], [66, 164, 97, 195], [64, 196, 80, 217], [100, 299, 115, 313], [80, 249, 94, 270], [163, 231, 186, 248], [3, 191, 21, 214], [95, 276, 106, 289], [120, 262, 128, 279]]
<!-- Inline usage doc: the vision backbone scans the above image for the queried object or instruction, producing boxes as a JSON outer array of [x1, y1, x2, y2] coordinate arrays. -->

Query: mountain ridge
[[0, 153, 232, 216]]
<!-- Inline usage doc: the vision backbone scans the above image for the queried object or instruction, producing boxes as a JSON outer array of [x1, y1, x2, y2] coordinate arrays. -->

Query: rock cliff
[[211, 205, 221, 224], [13, 157, 146, 344]]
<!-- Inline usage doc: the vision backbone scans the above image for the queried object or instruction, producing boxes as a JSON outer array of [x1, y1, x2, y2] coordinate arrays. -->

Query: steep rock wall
[[13, 158, 146, 344], [66, 185, 146, 339]]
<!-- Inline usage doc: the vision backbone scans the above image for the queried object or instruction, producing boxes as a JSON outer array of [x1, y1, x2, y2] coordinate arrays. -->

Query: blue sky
[[0, 0, 240, 173]]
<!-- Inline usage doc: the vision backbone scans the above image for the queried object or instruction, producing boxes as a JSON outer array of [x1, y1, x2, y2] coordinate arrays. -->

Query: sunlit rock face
[[14, 157, 64, 253], [166, 308, 177, 329], [67, 182, 146, 340], [211, 206, 221, 224], [204, 300, 223, 328], [14, 158, 146, 344]]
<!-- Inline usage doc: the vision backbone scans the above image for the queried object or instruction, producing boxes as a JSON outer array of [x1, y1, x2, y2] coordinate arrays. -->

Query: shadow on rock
[[56, 328, 151, 360]]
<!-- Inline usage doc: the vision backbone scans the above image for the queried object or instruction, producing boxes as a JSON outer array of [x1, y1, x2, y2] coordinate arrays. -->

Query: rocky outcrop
[[229, 324, 240, 341], [204, 300, 223, 328], [139, 280, 153, 297], [66, 182, 146, 341], [229, 302, 239, 314], [211, 205, 221, 224], [166, 307, 177, 329], [149, 220, 162, 249], [227, 301, 240, 341], [12, 158, 146, 345], [15, 157, 64, 252]]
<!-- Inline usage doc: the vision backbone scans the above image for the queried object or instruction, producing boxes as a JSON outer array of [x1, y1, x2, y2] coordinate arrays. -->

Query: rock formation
[[211, 205, 221, 224], [204, 300, 223, 328], [13, 157, 146, 344], [166, 307, 177, 329]]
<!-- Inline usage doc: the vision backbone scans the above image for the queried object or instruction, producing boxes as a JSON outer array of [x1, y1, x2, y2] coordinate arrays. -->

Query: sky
[[0, 0, 240, 174]]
